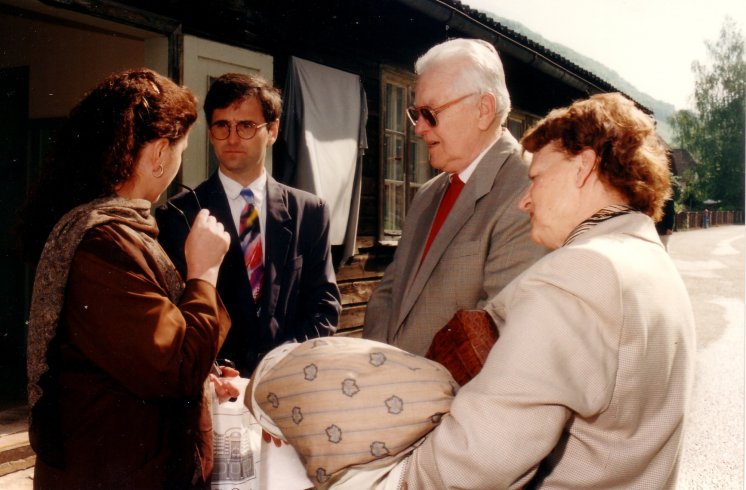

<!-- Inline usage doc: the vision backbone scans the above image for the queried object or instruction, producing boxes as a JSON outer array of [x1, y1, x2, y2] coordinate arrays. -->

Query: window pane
[[507, 117, 524, 140], [385, 84, 405, 132], [383, 80, 407, 237], [383, 128, 405, 235], [383, 180, 404, 234], [385, 134, 402, 179]]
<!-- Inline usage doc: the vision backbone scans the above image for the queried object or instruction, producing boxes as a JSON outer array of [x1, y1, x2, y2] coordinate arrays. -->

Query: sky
[[464, 0, 746, 110]]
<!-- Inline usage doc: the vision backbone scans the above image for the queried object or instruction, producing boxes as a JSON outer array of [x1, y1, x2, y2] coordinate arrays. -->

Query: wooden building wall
[[11, 0, 611, 340], [161, 0, 598, 336]]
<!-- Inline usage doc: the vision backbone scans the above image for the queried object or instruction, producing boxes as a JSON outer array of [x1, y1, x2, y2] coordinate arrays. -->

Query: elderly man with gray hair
[[364, 38, 545, 355]]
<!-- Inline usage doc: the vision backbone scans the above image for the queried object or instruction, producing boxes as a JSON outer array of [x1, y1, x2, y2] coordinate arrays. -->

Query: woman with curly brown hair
[[18, 68, 231, 489]]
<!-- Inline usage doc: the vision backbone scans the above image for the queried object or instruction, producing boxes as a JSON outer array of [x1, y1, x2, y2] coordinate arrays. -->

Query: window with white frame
[[381, 69, 433, 240]]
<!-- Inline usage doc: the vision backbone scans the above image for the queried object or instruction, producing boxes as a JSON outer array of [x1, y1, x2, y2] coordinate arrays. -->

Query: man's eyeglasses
[[166, 183, 202, 230], [406, 92, 478, 127], [210, 120, 270, 140]]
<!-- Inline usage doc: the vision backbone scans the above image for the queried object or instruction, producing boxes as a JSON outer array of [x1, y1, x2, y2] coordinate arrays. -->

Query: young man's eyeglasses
[[210, 120, 270, 140], [406, 92, 478, 127]]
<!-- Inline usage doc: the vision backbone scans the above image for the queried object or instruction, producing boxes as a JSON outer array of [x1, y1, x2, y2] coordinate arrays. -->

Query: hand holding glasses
[[166, 182, 202, 230]]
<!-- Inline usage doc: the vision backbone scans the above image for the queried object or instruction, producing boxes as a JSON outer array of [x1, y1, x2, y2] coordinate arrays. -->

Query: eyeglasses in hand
[[166, 182, 202, 230]]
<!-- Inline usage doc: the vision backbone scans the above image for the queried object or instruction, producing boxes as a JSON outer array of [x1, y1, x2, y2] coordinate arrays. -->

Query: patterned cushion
[[249, 337, 457, 486]]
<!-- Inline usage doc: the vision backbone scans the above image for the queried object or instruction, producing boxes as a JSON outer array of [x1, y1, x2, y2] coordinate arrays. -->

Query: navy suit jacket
[[156, 172, 341, 375]]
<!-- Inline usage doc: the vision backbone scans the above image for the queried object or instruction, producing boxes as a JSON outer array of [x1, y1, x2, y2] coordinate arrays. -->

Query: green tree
[[669, 16, 746, 209]]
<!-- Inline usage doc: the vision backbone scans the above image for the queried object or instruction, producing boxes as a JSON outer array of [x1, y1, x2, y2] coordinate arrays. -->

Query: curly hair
[[521, 93, 671, 221], [17, 68, 197, 263], [203, 72, 282, 125]]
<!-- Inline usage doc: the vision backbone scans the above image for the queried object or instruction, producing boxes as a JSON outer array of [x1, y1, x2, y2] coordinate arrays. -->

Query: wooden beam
[[339, 304, 367, 330], [339, 281, 379, 305]]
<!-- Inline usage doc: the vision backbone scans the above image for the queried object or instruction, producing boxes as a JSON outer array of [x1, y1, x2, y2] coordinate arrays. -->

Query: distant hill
[[487, 15, 677, 142]]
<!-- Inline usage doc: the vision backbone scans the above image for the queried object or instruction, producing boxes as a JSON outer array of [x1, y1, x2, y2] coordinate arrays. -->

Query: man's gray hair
[[415, 38, 511, 125]]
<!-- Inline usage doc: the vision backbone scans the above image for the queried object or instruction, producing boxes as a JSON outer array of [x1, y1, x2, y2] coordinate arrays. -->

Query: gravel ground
[[672, 225, 744, 489]]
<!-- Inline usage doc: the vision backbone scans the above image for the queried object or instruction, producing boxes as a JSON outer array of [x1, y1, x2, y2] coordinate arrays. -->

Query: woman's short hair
[[203, 73, 282, 125], [415, 38, 511, 126], [521, 93, 671, 221], [72, 68, 198, 190], [17, 68, 197, 263]]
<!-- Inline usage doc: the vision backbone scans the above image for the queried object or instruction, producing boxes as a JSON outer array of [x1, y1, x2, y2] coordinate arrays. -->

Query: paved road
[[673, 225, 745, 489], [2, 225, 743, 489]]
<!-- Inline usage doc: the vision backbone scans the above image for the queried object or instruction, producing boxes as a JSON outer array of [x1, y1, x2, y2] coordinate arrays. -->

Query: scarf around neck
[[563, 204, 638, 247], [27, 196, 184, 409]]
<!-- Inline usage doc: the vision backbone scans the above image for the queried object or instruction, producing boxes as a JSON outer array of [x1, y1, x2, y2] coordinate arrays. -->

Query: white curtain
[[281, 56, 367, 263]]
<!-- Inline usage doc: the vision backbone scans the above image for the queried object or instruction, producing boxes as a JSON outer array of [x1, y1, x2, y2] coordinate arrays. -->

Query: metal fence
[[675, 210, 745, 230]]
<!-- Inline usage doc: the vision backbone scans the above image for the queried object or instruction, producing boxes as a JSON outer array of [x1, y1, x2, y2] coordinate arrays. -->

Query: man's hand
[[209, 365, 240, 404], [262, 429, 285, 447]]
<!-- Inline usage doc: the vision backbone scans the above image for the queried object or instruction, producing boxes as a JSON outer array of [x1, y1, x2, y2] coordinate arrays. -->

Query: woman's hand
[[184, 209, 230, 286]]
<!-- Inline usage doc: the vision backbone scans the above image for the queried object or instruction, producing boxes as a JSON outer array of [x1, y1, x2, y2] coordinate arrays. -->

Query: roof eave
[[397, 0, 653, 114]]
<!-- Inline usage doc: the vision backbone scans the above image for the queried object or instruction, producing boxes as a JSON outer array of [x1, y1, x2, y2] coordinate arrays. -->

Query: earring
[[153, 163, 165, 178]]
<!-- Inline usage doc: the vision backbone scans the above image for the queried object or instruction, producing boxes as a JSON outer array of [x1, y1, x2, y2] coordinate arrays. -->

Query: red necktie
[[421, 174, 464, 263]]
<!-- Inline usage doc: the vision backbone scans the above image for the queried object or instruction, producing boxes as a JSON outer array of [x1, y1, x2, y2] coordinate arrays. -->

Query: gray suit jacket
[[404, 212, 697, 489], [363, 130, 546, 355]]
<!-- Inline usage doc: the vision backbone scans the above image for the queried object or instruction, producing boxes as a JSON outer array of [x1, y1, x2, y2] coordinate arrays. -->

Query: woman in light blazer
[[404, 92, 696, 489]]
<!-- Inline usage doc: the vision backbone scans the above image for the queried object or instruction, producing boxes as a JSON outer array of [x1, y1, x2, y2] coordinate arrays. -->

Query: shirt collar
[[218, 169, 267, 201]]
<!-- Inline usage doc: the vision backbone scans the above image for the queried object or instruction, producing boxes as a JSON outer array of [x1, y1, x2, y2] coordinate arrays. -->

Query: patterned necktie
[[421, 174, 465, 263], [239, 188, 264, 302]]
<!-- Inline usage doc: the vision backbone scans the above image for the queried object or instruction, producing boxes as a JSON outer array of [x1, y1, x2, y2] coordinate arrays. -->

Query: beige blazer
[[364, 130, 545, 355], [403, 212, 697, 489]]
